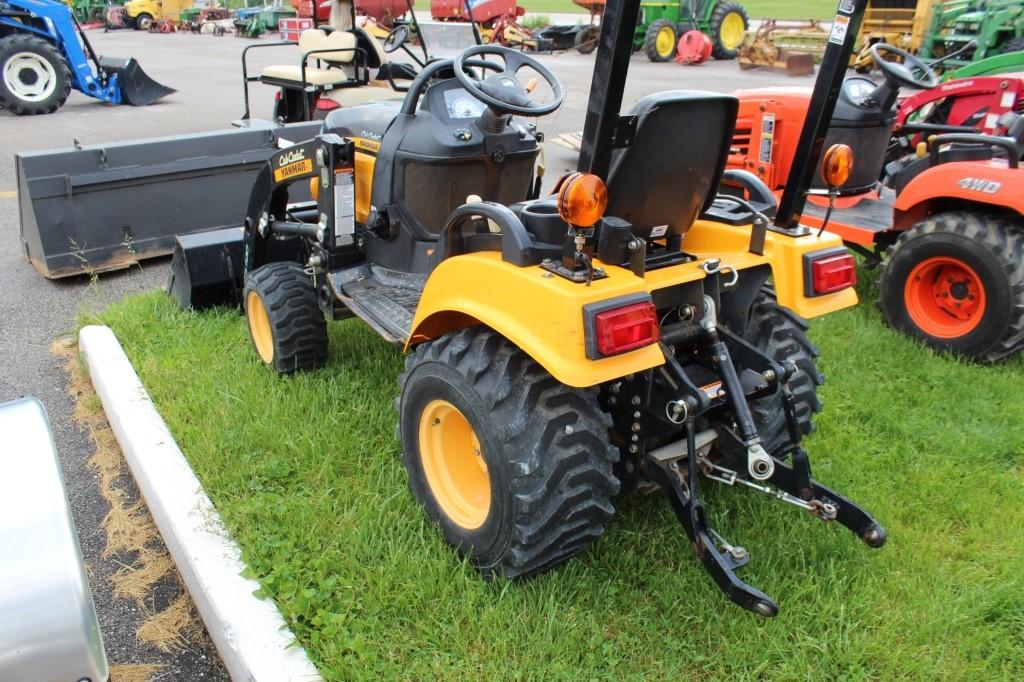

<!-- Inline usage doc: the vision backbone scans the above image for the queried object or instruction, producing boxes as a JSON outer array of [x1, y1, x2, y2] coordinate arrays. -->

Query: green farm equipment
[[69, 0, 120, 22], [921, 0, 1024, 66], [636, 1, 749, 62]]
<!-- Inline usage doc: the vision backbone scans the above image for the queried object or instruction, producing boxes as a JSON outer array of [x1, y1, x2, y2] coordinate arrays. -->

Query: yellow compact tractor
[[171, 0, 885, 616]]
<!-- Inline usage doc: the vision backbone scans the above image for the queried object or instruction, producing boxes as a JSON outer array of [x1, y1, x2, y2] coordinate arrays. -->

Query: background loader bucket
[[98, 56, 176, 106], [16, 121, 321, 278]]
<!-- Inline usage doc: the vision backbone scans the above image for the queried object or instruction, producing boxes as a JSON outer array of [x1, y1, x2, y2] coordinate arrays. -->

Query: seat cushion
[[261, 65, 352, 86], [299, 28, 357, 64]]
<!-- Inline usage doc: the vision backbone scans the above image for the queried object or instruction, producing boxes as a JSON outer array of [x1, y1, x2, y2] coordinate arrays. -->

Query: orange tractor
[[729, 43, 1024, 362]]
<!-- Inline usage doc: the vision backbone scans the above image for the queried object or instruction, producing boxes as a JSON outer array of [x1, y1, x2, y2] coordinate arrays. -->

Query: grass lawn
[[89, 268, 1024, 679], [519, 0, 838, 21]]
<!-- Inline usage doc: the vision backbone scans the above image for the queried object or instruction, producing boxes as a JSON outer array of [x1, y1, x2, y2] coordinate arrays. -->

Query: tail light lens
[[315, 98, 340, 112], [594, 302, 660, 357], [811, 253, 857, 294]]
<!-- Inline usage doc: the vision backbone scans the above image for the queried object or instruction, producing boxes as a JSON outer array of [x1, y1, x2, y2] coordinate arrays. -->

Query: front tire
[[708, 2, 749, 60], [575, 26, 599, 54], [743, 288, 824, 456], [879, 212, 1024, 362], [0, 35, 72, 116], [398, 328, 619, 578], [644, 19, 677, 62], [243, 262, 328, 374], [136, 13, 154, 31]]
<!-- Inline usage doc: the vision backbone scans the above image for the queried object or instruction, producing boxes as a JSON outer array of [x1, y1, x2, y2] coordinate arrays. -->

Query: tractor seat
[[261, 29, 360, 87], [606, 91, 738, 240]]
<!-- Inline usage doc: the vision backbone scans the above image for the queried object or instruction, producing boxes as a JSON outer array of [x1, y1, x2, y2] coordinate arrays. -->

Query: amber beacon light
[[556, 172, 608, 227]]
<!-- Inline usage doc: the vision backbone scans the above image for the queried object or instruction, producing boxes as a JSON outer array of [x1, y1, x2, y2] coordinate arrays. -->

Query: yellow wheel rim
[[418, 399, 491, 530], [246, 290, 274, 364], [720, 12, 746, 50], [656, 25, 676, 57]]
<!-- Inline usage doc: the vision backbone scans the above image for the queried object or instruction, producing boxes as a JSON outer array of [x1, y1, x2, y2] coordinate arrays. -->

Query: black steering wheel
[[870, 43, 939, 90], [453, 44, 565, 116], [383, 25, 409, 54]]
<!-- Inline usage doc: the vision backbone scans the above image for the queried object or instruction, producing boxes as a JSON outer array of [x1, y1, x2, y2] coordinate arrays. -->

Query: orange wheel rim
[[246, 291, 274, 363], [418, 400, 490, 530], [904, 256, 986, 338]]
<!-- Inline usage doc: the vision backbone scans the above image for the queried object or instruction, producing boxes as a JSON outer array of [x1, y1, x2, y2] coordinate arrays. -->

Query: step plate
[[340, 275, 423, 344]]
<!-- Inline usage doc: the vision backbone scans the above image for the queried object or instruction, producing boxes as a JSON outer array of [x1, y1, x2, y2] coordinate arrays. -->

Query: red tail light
[[811, 253, 857, 294], [315, 97, 340, 112], [594, 302, 660, 357]]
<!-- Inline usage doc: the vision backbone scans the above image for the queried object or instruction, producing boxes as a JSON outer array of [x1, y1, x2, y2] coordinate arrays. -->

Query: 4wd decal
[[958, 177, 1002, 194]]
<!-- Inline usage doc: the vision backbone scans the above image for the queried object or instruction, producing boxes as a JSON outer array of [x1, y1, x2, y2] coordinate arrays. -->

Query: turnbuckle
[[699, 458, 837, 520]]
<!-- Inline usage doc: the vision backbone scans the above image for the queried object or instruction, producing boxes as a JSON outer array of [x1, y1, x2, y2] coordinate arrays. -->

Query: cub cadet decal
[[958, 177, 1002, 194], [274, 148, 313, 183]]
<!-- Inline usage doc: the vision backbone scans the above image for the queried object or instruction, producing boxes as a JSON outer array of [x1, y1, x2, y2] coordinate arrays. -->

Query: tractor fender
[[406, 252, 666, 388], [893, 161, 1024, 229]]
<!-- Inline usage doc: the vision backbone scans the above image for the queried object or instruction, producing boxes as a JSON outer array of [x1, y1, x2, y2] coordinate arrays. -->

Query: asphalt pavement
[[0, 26, 802, 678]]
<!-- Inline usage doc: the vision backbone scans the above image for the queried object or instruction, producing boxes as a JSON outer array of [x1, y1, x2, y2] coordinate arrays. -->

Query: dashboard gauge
[[444, 89, 485, 119], [844, 78, 876, 103]]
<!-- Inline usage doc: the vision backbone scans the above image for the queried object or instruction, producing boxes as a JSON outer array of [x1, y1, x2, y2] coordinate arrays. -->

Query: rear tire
[[743, 288, 824, 456], [136, 13, 154, 31], [243, 262, 328, 374], [574, 25, 599, 54], [397, 328, 619, 578], [644, 19, 677, 62], [708, 2, 749, 60], [0, 35, 71, 115], [879, 211, 1024, 362]]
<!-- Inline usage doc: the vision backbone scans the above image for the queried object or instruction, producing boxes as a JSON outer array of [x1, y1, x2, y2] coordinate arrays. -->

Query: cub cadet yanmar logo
[[274, 149, 313, 182], [958, 177, 1002, 194], [278, 149, 307, 166]]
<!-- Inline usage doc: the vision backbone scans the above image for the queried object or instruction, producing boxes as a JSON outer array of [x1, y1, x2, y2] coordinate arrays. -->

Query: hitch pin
[[699, 458, 836, 519]]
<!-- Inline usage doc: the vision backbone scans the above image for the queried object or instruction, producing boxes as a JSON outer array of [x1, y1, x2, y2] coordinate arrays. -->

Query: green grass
[[519, 0, 838, 21], [89, 269, 1024, 680]]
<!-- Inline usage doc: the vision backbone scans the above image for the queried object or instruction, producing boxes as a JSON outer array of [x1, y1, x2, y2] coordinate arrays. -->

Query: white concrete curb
[[78, 325, 321, 682]]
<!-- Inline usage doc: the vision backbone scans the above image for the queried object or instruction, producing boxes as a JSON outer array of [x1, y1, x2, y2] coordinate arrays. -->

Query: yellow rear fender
[[408, 222, 858, 388], [407, 253, 667, 388], [681, 219, 858, 318]]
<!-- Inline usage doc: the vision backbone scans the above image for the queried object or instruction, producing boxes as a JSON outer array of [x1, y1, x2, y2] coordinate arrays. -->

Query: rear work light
[[810, 252, 857, 294], [592, 301, 660, 357]]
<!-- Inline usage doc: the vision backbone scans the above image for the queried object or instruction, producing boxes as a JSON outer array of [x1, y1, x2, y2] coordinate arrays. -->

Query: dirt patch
[[54, 337, 210, 675]]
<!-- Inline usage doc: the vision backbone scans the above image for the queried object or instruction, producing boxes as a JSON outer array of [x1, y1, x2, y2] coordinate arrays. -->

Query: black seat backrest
[[606, 91, 739, 239]]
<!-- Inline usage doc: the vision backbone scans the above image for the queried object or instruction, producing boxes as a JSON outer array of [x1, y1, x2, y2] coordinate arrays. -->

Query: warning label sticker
[[699, 381, 723, 401], [829, 15, 850, 45], [759, 113, 775, 164], [274, 158, 313, 183]]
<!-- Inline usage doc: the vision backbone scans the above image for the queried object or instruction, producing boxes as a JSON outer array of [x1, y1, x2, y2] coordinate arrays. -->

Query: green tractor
[[637, 0, 749, 62], [920, 0, 1024, 67]]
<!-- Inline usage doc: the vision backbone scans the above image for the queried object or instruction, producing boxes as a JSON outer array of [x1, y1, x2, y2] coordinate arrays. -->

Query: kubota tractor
[[170, 0, 886, 617], [729, 43, 1024, 362]]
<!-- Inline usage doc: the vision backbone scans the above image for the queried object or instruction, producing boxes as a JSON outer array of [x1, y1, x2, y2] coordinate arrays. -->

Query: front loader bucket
[[98, 56, 175, 106], [17, 121, 321, 278]]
